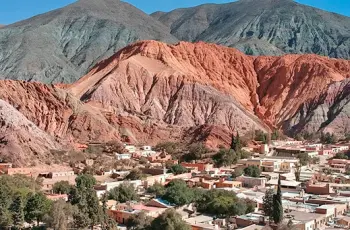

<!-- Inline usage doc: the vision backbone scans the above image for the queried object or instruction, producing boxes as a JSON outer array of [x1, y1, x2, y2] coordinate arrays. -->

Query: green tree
[[255, 130, 268, 144], [52, 181, 73, 194], [163, 180, 194, 206], [147, 182, 166, 197], [75, 174, 96, 190], [108, 183, 139, 203], [25, 192, 52, 226], [245, 199, 256, 213], [294, 163, 301, 182], [245, 47, 254, 56], [297, 153, 310, 166], [45, 199, 76, 230], [71, 174, 102, 230], [169, 164, 189, 175], [183, 143, 209, 162], [126, 169, 146, 180], [273, 175, 283, 224], [149, 209, 191, 230], [320, 132, 337, 144], [155, 142, 183, 156], [333, 153, 349, 160], [263, 189, 274, 221], [271, 130, 280, 140], [244, 166, 261, 178], [100, 193, 116, 230], [0, 175, 42, 228], [10, 193, 25, 229], [126, 211, 152, 230], [0, 182, 13, 228], [195, 189, 250, 217], [232, 168, 243, 179], [231, 132, 242, 152], [213, 148, 237, 167]]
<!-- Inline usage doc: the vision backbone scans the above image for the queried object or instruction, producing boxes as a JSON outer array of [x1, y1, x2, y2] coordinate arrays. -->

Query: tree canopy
[[108, 183, 139, 203], [244, 166, 261, 178], [53, 181, 73, 194], [126, 211, 152, 230], [263, 189, 274, 221], [169, 164, 189, 175], [163, 180, 194, 206], [149, 209, 191, 230], [126, 169, 146, 180], [195, 189, 253, 218], [147, 182, 166, 198], [273, 176, 283, 224], [320, 132, 337, 144], [213, 148, 238, 167]]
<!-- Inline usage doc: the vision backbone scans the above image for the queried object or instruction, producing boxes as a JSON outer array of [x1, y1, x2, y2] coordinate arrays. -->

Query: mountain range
[[0, 0, 350, 166], [1, 41, 349, 166], [0, 0, 349, 83], [0, 0, 177, 83], [152, 0, 350, 58]]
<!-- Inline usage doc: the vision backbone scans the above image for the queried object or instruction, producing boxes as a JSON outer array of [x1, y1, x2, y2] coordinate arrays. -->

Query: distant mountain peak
[[154, 0, 350, 59], [0, 0, 177, 83]]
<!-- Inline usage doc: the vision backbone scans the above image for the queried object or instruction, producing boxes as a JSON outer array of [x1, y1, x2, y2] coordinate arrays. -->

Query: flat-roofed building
[[236, 176, 267, 188]]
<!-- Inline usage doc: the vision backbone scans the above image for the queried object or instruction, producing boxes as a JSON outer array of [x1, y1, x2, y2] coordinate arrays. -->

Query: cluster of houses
[[1, 141, 350, 230]]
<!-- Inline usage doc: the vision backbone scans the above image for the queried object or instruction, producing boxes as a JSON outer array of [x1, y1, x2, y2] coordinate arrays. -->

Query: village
[[1, 136, 350, 230]]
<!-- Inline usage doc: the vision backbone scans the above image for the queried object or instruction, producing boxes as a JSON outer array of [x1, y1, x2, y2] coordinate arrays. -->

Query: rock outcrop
[[153, 0, 350, 59], [1, 40, 349, 165], [0, 99, 61, 166]]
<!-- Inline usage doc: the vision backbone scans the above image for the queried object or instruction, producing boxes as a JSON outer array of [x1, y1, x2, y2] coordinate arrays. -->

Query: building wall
[[305, 183, 332, 195]]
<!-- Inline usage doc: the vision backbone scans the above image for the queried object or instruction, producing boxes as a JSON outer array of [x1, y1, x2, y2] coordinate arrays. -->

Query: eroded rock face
[[0, 99, 61, 166], [69, 41, 350, 135], [1, 40, 349, 165]]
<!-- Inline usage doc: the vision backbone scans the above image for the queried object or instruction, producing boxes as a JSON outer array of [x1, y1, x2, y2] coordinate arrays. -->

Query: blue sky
[[0, 0, 349, 25]]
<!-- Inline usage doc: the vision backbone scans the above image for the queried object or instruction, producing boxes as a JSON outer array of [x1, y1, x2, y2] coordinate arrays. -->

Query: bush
[[126, 169, 146, 180], [169, 164, 189, 175]]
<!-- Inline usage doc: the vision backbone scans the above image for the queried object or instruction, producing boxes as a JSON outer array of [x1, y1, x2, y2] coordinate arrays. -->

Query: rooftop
[[287, 210, 324, 223]]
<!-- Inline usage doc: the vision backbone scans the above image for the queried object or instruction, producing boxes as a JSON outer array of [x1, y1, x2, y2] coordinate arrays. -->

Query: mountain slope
[[1, 41, 349, 165], [152, 0, 350, 59], [69, 41, 350, 136], [0, 99, 62, 166], [0, 0, 177, 83]]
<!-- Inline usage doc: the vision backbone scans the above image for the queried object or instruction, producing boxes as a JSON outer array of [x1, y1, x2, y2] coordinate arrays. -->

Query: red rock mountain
[[1, 41, 349, 165]]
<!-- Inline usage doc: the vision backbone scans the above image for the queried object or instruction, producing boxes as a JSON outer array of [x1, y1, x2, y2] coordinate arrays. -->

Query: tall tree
[[273, 175, 283, 224], [294, 163, 301, 182], [235, 131, 242, 152], [230, 132, 242, 152], [230, 133, 236, 151], [71, 174, 102, 230], [0, 183, 13, 228], [263, 189, 274, 222], [10, 193, 24, 229], [46, 199, 75, 230], [25, 192, 52, 226]]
